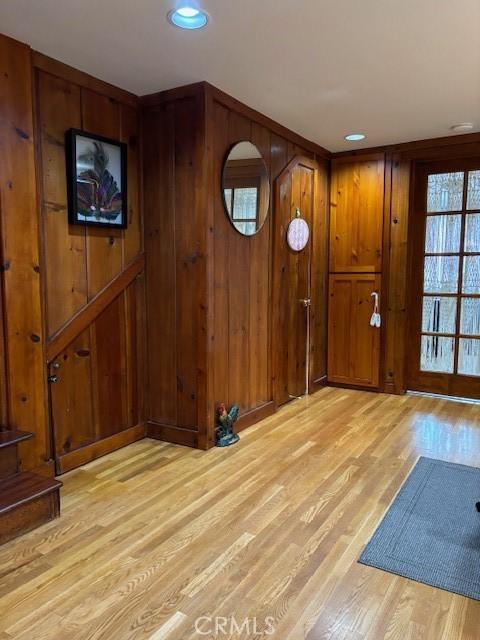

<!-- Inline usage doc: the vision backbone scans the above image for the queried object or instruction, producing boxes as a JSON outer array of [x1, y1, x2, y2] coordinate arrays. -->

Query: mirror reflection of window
[[222, 141, 270, 236]]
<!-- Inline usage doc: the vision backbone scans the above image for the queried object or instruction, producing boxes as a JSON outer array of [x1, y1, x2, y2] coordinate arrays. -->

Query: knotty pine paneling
[[50, 280, 143, 473], [35, 64, 143, 338], [143, 94, 205, 433], [33, 54, 144, 472], [143, 82, 329, 448], [0, 35, 49, 472], [37, 71, 87, 334], [210, 94, 328, 419], [330, 155, 385, 273]]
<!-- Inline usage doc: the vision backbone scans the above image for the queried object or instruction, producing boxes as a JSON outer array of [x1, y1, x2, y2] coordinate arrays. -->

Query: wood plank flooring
[[0, 387, 479, 639]]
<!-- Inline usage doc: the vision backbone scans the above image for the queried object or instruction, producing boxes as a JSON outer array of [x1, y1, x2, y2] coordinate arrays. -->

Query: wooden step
[[0, 430, 33, 480], [0, 472, 62, 544]]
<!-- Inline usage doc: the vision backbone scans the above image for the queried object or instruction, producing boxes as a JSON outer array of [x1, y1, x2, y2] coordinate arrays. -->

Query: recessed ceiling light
[[451, 122, 474, 133], [344, 133, 366, 142], [168, 6, 208, 29]]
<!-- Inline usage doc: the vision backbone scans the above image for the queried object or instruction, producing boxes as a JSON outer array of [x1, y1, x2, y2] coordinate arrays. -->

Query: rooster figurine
[[216, 403, 240, 447]]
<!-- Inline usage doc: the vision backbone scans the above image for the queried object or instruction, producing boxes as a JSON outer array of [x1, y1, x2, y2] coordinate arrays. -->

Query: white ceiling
[[1, 0, 479, 151]]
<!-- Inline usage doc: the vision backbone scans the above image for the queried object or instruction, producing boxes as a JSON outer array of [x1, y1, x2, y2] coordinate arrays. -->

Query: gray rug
[[359, 457, 480, 600]]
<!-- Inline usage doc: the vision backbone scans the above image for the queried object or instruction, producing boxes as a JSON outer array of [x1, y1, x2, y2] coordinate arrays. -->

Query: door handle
[[299, 298, 311, 307]]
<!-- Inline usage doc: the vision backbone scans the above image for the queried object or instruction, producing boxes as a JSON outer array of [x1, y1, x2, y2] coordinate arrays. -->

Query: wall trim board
[[311, 375, 328, 394], [332, 132, 480, 160], [235, 401, 275, 434], [32, 52, 139, 108], [147, 402, 275, 449], [46, 253, 145, 362], [379, 153, 393, 392], [140, 82, 205, 108], [328, 381, 380, 393], [56, 423, 146, 474], [147, 422, 201, 449]]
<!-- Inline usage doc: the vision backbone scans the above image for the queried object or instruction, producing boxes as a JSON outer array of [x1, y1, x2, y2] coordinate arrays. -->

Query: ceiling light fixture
[[168, 5, 208, 29], [451, 122, 474, 133], [344, 133, 366, 142]]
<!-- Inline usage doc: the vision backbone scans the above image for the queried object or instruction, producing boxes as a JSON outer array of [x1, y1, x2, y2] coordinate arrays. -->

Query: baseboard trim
[[147, 402, 276, 450], [147, 422, 200, 448], [327, 381, 380, 393], [235, 401, 275, 434], [310, 375, 327, 393], [56, 423, 147, 474]]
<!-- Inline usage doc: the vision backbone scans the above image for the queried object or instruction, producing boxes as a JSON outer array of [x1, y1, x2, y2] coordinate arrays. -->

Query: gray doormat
[[359, 457, 480, 600]]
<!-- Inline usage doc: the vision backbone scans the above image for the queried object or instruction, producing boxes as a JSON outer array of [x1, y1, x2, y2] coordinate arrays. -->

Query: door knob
[[48, 374, 59, 384], [299, 298, 311, 307]]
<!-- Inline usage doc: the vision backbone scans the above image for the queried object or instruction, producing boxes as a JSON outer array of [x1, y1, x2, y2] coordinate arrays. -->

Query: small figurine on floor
[[216, 403, 240, 447]]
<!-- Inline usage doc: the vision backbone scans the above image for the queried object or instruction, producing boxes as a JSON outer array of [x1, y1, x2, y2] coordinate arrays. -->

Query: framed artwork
[[66, 128, 128, 229]]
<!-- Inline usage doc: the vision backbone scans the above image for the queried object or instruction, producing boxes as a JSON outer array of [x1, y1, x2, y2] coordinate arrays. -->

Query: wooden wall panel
[[49, 328, 95, 455], [211, 101, 277, 415], [121, 104, 142, 265], [221, 109, 252, 414], [174, 98, 200, 428], [211, 102, 230, 416], [330, 155, 385, 273], [143, 82, 330, 448], [249, 122, 272, 408], [143, 93, 205, 434], [81, 88, 123, 298], [310, 158, 329, 387], [33, 54, 144, 471], [384, 156, 411, 393], [0, 36, 49, 471], [37, 72, 86, 336], [50, 285, 142, 472], [36, 66, 143, 338], [0, 254, 7, 428], [143, 104, 177, 426], [208, 86, 328, 428], [92, 295, 127, 437]]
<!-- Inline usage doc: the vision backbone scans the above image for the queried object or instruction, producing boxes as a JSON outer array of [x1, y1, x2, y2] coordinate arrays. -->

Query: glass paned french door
[[408, 160, 480, 398]]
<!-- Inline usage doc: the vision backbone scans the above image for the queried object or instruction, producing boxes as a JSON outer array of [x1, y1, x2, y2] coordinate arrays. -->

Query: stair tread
[[0, 472, 62, 514], [0, 430, 33, 449]]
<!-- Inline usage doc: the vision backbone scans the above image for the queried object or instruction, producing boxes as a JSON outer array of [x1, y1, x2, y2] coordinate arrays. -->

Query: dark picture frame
[[66, 128, 128, 229]]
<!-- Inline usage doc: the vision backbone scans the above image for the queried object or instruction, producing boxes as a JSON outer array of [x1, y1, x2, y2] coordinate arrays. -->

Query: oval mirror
[[222, 141, 270, 236]]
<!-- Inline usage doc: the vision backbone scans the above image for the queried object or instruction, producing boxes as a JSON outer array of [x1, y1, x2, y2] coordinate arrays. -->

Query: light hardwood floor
[[1, 387, 480, 639]]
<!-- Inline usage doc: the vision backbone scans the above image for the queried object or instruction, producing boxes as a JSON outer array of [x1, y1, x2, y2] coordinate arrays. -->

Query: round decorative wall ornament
[[287, 209, 310, 251]]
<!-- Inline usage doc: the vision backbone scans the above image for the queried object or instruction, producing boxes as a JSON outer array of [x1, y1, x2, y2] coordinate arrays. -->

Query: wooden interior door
[[328, 273, 381, 387], [407, 159, 480, 398], [273, 157, 317, 404]]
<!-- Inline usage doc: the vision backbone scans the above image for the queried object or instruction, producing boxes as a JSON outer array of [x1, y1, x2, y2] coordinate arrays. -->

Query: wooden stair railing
[[0, 429, 62, 545]]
